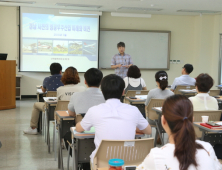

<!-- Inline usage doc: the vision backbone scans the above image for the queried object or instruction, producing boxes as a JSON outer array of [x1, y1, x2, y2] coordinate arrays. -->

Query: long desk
[[125, 96, 146, 104], [44, 97, 57, 153], [179, 89, 197, 95], [56, 111, 75, 170], [193, 122, 222, 146], [70, 127, 144, 170]]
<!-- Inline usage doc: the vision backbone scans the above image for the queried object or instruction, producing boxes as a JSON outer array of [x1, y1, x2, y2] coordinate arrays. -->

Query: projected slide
[[20, 9, 99, 72]]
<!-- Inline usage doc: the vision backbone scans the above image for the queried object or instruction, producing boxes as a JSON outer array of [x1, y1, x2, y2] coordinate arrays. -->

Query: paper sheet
[[66, 111, 69, 115], [37, 89, 43, 93], [154, 107, 162, 111], [135, 95, 147, 100], [216, 122, 222, 126]]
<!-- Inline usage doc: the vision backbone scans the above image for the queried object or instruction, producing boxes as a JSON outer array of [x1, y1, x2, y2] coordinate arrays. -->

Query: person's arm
[[145, 91, 152, 106], [68, 95, 76, 117], [68, 109, 76, 117], [136, 125, 151, 134], [76, 108, 93, 132], [136, 108, 151, 135], [111, 64, 122, 69], [76, 122, 85, 132], [41, 86, 46, 93], [170, 78, 177, 92], [111, 55, 121, 69], [42, 78, 47, 93], [141, 78, 147, 90]]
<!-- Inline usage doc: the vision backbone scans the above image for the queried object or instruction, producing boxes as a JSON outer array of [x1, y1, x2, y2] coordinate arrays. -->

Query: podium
[[0, 60, 16, 110]]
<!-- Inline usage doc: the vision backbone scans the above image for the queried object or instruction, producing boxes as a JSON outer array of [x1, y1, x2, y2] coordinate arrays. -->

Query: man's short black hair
[[101, 74, 125, 100], [50, 63, 62, 75], [84, 68, 103, 87], [117, 42, 125, 48], [183, 64, 193, 74]]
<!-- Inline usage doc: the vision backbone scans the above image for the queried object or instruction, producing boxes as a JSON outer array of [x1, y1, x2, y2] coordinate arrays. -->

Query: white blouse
[[189, 93, 218, 111], [123, 77, 146, 89], [137, 140, 222, 170]]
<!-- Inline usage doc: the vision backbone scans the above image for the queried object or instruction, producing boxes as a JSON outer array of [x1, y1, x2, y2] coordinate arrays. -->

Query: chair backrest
[[124, 90, 149, 104], [193, 110, 222, 138], [209, 90, 220, 96], [46, 91, 57, 97], [145, 99, 165, 120], [54, 100, 70, 120], [174, 85, 196, 95], [75, 114, 84, 124], [93, 138, 154, 169]]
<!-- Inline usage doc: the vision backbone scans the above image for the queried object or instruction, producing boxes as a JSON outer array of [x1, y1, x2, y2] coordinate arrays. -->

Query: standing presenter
[[111, 42, 133, 79]]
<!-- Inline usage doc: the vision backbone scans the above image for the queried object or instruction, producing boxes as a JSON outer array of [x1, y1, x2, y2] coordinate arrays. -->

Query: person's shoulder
[[196, 140, 212, 150], [123, 77, 128, 81], [149, 88, 159, 93]]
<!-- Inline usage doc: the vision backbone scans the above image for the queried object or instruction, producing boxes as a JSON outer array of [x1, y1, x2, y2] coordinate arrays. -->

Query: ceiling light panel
[[55, 3, 102, 9], [177, 9, 221, 14], [0, 0, 35, 4], [118, 7, 163, 11]]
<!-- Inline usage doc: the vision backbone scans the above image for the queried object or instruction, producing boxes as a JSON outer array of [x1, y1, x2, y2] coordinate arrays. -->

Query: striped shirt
[[111, 53, 133, 78]]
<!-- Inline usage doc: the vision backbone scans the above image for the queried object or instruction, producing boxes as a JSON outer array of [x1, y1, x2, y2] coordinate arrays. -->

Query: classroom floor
[[0, 99, 168, 170], [0, 99, 71, 170]]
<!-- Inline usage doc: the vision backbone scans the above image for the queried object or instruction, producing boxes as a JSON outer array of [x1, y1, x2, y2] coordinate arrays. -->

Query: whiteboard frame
[[99, 28, 171, 70]]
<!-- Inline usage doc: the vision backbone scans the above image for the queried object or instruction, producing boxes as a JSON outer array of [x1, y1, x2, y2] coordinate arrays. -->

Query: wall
[[0, 6, 221, 95]]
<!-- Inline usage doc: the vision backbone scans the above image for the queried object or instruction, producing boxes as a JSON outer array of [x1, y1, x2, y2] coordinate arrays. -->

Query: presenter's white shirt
[[57, 84, 85, 101], [124, 77, 146, 89], [171, 75, 196, 90], [137, 140, 222, 170], [80, 99, 149, 164], [189, 93, 218, 111]]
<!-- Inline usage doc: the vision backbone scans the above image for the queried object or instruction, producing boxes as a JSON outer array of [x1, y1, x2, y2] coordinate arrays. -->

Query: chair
[[124, 90, 149, 104], [193, 110, 222, 138], [93, 138, 154, 169], [145, 99, 165, 146], [174, 85, 196, 96], [209, 90, 220, 96], [52, 100, 70, 160], [42, 91, 57, 141]]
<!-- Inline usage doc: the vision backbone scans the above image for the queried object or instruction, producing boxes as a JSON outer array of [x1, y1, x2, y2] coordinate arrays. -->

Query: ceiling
[[1, 0, 222, 15]]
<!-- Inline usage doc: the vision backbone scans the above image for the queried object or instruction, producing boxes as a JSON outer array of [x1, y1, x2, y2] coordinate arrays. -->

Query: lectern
[[0, 60, 16, 110]]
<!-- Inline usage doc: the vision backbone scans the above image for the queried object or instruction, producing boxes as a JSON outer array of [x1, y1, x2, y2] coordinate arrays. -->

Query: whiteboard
[[99, 29, 171, 69]]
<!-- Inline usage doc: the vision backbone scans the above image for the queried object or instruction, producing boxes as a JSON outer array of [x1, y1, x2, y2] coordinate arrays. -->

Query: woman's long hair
[[162, 95, 205, 170]]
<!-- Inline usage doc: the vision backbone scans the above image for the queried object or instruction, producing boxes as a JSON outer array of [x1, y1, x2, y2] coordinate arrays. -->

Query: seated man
[[23, 63, 63, 135], [76, 74, 152, 168], [171, 64, 196, 91], [68, 68, 105, 117]]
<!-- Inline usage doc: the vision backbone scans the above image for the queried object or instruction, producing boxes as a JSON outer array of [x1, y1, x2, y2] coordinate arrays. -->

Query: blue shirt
[[111, 53, 133, 79], [43, 74, 64, 91]]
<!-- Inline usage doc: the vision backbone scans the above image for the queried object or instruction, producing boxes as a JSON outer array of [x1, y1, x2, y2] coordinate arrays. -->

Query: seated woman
[[189, 73, 218, 111], [137, 95, 221, 170], [124, 65, 147, 94], [145, 71, 174, 106], [57, 67, 85, 100]]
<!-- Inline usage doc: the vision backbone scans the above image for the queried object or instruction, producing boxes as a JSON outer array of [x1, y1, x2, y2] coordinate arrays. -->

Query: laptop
[[0, 53, 7, 60]]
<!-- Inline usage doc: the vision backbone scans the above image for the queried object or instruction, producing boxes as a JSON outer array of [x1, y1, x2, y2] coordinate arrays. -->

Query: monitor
[[0, 53, 7, 60]]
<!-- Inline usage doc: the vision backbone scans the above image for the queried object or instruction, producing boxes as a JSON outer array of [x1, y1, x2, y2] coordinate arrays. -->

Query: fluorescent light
[[59, 10, 102, 16], [0, 0, 36, 4], [111, 12, 151, 18], [56, 3, 101, 9]]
